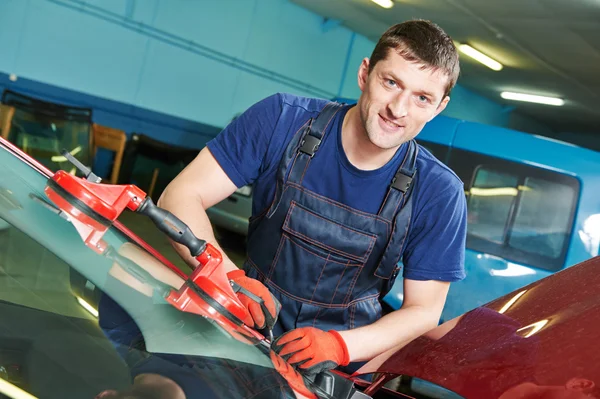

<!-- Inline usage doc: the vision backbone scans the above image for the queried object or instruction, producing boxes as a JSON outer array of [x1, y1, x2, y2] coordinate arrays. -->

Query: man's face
[[356, 49, 450, 150]]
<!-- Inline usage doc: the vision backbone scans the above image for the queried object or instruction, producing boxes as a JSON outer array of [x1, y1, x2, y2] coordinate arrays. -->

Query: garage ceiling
[[291, 0, 600, 135]]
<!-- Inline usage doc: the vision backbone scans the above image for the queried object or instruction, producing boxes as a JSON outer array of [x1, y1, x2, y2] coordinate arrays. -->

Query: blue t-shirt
[[207, 93, 466, 282]]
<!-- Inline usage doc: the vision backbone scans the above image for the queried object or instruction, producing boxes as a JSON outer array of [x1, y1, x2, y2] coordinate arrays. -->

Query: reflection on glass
[[468, 169, 519, 243], [1, 91, 92, 174], [509, 177, 576, 259]]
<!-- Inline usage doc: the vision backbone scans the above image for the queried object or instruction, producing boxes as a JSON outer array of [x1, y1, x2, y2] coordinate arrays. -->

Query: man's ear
[[429, 96, 450, 121], [357, 58, 370, 92]]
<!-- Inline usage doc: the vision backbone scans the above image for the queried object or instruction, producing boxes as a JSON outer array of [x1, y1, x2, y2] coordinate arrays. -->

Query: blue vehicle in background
[[383, 115, 600, 321]]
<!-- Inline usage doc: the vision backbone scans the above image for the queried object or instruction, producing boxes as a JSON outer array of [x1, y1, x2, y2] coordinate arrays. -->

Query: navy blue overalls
[[244, 102, 418, 349]]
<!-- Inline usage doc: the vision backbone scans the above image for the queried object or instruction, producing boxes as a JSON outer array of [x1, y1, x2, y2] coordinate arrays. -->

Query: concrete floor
[[118, 211, 248, 272]]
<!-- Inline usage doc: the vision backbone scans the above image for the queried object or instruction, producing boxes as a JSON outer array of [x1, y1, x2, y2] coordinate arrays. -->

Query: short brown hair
[[369, 20, 460, 98]]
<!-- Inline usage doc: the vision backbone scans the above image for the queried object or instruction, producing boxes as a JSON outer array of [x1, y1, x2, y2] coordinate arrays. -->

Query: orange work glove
[[226, 269, 281, 330], [270, 351, 317, 399], [272, 327, 350, 375]]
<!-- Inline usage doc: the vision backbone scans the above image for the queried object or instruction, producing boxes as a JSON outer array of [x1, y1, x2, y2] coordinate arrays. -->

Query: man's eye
[[418, 95, 429, 103], [385, 79, 397, 87]]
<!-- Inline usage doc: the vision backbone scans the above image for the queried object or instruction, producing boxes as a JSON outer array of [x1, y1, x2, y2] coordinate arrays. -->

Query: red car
[[1, 135, 598, 399]]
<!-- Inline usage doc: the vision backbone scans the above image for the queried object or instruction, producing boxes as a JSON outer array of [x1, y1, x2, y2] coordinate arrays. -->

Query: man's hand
[[270, 351, 317, 399], [272, 327, 349, 375], [227, 270, 281, 330]]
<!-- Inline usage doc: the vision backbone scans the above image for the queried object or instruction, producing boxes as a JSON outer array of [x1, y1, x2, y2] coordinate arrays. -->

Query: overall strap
[[373, 140, 419, 280], [287, 102, 344, 184], [378, 140, 419, 221], [266, 102, 343, 218]]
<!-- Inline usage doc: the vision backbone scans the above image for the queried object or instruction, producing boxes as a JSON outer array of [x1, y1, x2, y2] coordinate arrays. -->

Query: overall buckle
[[299, 134, 321, 158], [391, 173, 412, 193]]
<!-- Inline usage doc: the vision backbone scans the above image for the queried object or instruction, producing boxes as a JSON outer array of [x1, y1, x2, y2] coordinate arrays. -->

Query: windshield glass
[[0, 144, 300, 398]]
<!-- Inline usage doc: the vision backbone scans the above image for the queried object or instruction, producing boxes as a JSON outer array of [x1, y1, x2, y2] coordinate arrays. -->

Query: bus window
[[448, 149, 580, 271]]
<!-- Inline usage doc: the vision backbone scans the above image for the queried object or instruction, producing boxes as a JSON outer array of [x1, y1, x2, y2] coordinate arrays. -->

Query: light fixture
[[77, 296, 99, 318], [501, 91, 564, 106], [470, 187, 518, 197], [458, 44, 503, 71], [0, 377, 38, 399], [370, 0, 394, 9], [51, 146, 82, 162]]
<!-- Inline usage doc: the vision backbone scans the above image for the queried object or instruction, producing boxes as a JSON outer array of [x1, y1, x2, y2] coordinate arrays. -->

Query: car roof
[[360, 255, 600, 398]]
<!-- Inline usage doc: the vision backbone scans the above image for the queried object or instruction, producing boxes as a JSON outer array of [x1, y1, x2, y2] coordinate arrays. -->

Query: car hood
[[358, 256, 600, 399]]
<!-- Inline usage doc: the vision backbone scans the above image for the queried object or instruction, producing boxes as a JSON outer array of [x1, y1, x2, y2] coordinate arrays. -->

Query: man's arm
[[338, 278, 449, 362], [157, 146, 238, 273]]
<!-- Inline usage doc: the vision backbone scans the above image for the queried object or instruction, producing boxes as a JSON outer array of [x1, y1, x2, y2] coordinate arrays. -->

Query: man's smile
[[378, 114, 404, 132]]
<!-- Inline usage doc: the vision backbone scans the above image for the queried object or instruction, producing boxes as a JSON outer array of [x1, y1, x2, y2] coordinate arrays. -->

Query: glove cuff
[[226, 269, 246, 280], [328, 330, 350, 366]]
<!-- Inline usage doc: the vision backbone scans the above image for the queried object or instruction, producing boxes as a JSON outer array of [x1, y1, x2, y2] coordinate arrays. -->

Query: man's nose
[[388, 92, 409, 119]]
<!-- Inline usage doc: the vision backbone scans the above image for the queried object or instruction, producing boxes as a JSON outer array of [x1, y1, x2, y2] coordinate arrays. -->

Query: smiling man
[[159, 19, 466, 375]]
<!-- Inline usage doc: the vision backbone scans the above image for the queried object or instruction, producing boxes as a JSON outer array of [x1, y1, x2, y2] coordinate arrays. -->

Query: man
[[158, 19, 466, 375]]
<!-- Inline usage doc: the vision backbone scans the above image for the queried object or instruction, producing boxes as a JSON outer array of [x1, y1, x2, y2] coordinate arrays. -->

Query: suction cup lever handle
[[60, 148, 101, 183], [136, 197, 207, 257]]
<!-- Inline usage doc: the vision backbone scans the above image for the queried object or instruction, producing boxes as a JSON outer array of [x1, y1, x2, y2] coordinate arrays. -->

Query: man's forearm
[[157, 186, 238, 273], [338, 305, 440, 362]]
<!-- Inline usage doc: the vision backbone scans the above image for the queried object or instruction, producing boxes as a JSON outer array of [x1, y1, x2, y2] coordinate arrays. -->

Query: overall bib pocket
[[268, 201, 377, 305]]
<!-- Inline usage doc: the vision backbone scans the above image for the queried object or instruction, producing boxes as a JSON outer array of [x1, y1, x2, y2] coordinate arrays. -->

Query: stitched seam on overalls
[[299, 157, 311, 185], [374, 212, 413, 279], [368, 297, 380, 315], [287, 182, 391, 225], [343, 263, 364, 305], [247, 258, 380, 307], [223, 361, 253, 392], [248, 382, 289, 399], [389, 212, 413, 275], [287, 201, 378, 240], [265, 119, 310, 216], [284, 226, 370, 263], [310, 254, 329, 302], [244, 371, 279, 387], [329, 261, 349, 305], [299, 106, 340, 184], [287, 233, 362, 266], [268, 234, 287, 280], [312, 307, 323, 327], [350, 304, 356, 329], [285, 117, 313, 185]]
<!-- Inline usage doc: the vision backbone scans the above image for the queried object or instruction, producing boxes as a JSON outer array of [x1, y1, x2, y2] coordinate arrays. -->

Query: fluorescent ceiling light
[[501, 91, 564, 106], [458, 44, 503, 71], [77, 296, 99, 318], [0, 377, 38, 399], [51, 146, 82, 162], [371, 0, 393, 9]]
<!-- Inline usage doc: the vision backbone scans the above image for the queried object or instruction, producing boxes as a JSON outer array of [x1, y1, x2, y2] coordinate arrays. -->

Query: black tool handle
[[136, 197, 206, 257]]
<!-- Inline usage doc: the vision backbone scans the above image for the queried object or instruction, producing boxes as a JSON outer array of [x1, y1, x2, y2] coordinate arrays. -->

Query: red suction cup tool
[[44, 150, 145, 253]]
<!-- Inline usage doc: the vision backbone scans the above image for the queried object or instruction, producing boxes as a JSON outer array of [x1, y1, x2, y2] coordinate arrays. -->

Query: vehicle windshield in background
[[1, 90, 93, 173]]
